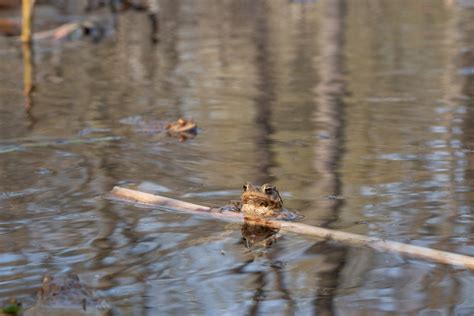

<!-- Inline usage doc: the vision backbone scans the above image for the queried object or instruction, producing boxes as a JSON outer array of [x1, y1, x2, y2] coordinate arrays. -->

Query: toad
[[119, 116, 197, 141], [240, 183, 284, 218], [166, 118, 197, 141], [222, 183, 302, 221]]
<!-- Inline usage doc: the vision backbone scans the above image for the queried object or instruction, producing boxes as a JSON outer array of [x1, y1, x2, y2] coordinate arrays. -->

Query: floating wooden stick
[[106, 186, 474, 270]]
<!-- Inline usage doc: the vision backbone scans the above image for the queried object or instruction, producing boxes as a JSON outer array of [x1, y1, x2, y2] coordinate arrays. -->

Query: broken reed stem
[[106, 186, 474, 270], [21, 0, 35, 43]]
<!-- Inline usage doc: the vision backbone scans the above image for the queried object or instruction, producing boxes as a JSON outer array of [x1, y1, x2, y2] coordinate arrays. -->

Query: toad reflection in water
[[241, 219, 280, 249]]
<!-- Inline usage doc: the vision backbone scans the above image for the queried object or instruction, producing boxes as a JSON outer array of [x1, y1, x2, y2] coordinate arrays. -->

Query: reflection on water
[[241, 220, 279, 249], [1, 0, 474, 314]]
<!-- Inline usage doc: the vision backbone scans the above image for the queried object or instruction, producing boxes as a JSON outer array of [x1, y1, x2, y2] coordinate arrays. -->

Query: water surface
[[1, 0, 474, 314]]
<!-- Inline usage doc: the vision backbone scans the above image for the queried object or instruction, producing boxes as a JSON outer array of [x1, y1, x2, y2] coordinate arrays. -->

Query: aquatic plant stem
[[21, 0, 35, 43], [106, 186, 474, 270]]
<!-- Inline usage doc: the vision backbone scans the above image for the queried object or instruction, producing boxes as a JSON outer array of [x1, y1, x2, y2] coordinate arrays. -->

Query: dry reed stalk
[[21, 0, 35, 43]]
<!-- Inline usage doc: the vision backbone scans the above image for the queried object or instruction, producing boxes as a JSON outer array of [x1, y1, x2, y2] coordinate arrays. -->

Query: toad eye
[[264, 187, 274, 195]]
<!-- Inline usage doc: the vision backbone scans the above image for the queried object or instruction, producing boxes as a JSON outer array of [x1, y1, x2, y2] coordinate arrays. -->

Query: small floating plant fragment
[[2, 297, 22, 315]]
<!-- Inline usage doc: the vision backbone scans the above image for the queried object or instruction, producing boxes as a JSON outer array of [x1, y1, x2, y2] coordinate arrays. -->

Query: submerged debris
[[24, 273, 111, 316]]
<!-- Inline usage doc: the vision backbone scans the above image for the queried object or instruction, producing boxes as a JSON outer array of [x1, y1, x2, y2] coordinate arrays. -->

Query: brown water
[[1, 0, 474, 314]]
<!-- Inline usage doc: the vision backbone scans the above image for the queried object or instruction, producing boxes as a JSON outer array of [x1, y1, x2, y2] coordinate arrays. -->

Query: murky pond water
[[1, 0, 474, 314]]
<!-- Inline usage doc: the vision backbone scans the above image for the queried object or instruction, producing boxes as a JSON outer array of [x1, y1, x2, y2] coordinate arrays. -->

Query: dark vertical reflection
[[247, 3, 275, 313], [456, 4, 474, 113], [246, 2, 296, 315], [247, 273, 265, 316], [157, 0, 184, 118], [22, 42, 36, 127], [437, 1, 474, 250], [252, 1, 276, 185], [146, 0, 160, 43], [312, 0, 346, 224], [450, 0, 474, 244], [311, 0, 347, 314], [414, 1, 468, 289]]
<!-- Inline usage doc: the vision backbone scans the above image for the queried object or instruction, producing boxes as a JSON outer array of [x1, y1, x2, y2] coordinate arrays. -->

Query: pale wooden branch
[[106, 186, 474, 270]]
